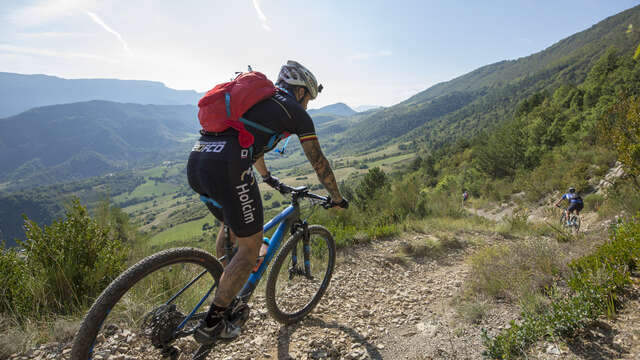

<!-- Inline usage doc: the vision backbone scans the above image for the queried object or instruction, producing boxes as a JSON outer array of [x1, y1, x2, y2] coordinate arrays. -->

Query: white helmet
[[276, 60, 323, 99]]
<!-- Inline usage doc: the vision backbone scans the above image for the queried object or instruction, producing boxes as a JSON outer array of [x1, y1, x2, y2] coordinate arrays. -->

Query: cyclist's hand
[[326, 197, 349, 210], [263, 172, 281, 190]]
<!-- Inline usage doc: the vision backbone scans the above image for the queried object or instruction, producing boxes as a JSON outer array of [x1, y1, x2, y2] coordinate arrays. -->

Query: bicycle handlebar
[[276, 183, 332, 208]]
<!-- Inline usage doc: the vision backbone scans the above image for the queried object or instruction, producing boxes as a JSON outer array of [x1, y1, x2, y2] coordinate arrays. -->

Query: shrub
[[483, 215, 640, 359], [0, 199, 127, 318], [583, 193, 605, 212], [469, 238, 564, 301]]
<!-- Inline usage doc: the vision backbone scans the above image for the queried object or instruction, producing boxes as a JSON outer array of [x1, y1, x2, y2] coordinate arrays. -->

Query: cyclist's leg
[[212, 165, 263, 307], [198, 153, 264, 342], [576, 202, 583, 216], [212, 229, 262, 307], [567, 203, 579, 224]]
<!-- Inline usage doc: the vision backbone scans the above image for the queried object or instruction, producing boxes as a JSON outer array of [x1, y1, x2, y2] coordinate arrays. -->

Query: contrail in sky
[[86, 11, 132, 55], [252, 0, 271, 31]]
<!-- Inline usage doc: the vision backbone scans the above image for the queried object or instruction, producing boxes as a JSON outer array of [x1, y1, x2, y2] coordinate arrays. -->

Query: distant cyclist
[[462, 190, 469, 204], [187, 60, 348, 344], [554, 187, 583, 225]]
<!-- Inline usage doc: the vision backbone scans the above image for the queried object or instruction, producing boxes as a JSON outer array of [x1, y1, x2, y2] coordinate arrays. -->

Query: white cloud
[[348, 50, 393, 61], [17, 32, 91, 39], [0, 43, 119, 63], [11, 0, 97, 27], [252, 0, 272, 31], [86, 11, 132, 55]]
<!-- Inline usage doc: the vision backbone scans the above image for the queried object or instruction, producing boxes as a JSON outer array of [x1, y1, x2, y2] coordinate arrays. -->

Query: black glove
[[328, 197, 349, 209], [263, 172, 281, 189]]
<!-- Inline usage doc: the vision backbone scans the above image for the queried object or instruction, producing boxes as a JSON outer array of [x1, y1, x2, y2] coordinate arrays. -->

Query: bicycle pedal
[[230, 304, 250, 328]]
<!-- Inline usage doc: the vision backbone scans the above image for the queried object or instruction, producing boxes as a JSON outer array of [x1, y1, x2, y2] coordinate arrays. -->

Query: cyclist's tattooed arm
[[254, 156, 269, 178], [301, 139, 343, 202]]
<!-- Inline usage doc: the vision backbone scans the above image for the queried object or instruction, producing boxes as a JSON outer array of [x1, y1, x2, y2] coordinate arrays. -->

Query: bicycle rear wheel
[[265, 225, 335, 324], [71, 247, 223, 360], [572, 215, 581, 235]]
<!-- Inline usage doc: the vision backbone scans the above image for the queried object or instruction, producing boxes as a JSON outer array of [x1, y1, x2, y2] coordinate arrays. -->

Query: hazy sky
[[1, 1, 638, 109]]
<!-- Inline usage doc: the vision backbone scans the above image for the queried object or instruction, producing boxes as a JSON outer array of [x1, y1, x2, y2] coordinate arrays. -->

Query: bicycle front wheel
[[265, 225, 336, 324], [71, 247, 223, 360], [559, 212, 567, 227]]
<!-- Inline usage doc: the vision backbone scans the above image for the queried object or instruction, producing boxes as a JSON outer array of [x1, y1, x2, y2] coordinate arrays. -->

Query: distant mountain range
[[354, 105, 383, 112], [308, 102, 357, 117], [0, 101, 199, 189], [0, 72, 202, 118]]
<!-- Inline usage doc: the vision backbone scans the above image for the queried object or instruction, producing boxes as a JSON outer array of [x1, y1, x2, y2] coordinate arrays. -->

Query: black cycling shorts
[[187, 133, 263, 237], [567, 202, 584, 213]]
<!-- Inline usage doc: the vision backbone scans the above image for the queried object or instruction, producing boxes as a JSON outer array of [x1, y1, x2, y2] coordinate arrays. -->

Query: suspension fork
[[290, 220, 311, 277], [302, 221, 311, 276]]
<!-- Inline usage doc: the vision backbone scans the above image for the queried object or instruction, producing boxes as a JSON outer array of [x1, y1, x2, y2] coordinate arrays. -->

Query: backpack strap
[[225, 93, 231, 117], [239, 117, 290, 151], [239, 117, 276, 135]]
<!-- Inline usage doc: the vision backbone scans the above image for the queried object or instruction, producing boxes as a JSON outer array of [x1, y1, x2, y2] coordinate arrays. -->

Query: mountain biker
[[187, 60, 348, 344], [554, 187, 583, 225]]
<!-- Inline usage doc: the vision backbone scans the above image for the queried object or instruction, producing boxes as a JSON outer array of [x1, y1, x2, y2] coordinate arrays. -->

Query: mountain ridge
[[0, 72, 203, 118], [329, 4, 640, 153], [308, 102, 357, 117]]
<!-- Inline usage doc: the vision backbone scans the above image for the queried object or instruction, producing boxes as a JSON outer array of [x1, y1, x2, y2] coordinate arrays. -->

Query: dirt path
[[10, 234, 516, 360], [10, 230, 639, 360]]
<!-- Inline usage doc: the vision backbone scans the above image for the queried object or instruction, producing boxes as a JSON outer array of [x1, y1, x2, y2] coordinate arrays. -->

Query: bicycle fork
[[290, 221, 312, 279]]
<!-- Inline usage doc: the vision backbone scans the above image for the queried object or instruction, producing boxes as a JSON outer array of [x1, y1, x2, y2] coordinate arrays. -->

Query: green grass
[[367, 153, 415, 168], [410, 215, 496, 234], [148, 217, 212, 247], [126, 181, 179, 199]]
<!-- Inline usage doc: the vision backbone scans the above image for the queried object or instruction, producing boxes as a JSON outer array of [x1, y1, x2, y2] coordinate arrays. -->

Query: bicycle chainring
[[140, 304, 185, 347]]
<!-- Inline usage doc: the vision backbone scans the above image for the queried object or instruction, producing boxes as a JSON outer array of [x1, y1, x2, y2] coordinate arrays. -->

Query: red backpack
[[198, 71, 277, 148]]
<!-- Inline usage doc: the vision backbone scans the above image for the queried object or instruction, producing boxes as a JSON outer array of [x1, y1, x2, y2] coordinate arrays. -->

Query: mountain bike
[[71, 184, 336, 360], [558, 205, 581, 235]]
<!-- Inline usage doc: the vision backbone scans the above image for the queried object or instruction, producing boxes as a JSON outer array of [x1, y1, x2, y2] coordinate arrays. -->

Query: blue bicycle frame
[[237, 204, 297, 300], [171, 199, 302, 332]]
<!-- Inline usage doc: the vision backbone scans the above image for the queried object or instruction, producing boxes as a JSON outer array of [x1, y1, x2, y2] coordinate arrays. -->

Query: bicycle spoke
[[87, 262, 217, 359], [267, 226, 334, 322]]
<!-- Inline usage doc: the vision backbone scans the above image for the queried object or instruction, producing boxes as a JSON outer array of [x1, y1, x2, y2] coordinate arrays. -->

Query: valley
[[2, 3, 640, 359]]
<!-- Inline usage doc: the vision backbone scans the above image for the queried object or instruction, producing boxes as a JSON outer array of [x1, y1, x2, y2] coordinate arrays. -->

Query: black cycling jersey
[[242, 89, 317, 162]]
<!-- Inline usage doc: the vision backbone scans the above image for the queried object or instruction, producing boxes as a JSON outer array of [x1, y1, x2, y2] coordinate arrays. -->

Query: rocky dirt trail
[[9, 206, 639, 359], [9, 232, 517, 360]]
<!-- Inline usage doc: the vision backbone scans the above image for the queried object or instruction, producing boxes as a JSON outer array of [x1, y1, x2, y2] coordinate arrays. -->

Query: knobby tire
[[71, 247, 223, 360], [265, 225, 335, 324]]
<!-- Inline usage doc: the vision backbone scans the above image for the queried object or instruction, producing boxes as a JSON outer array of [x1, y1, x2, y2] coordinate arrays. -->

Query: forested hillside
[[329, 5, 640, 153], [0, 172, 144, 247], [0, 72, 202, 118], [0, 101, 198, 188]]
